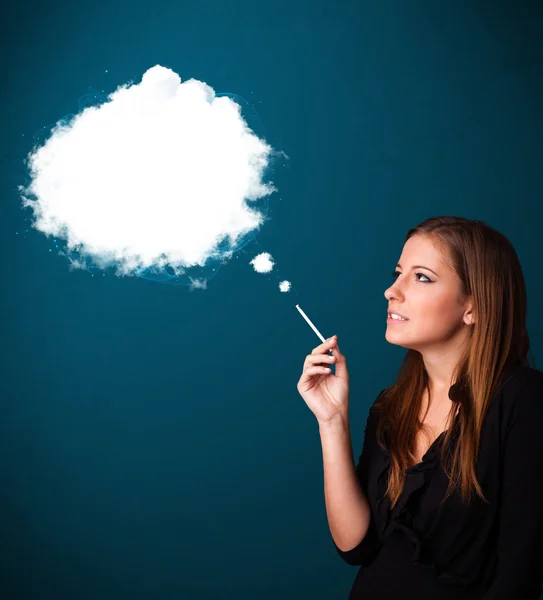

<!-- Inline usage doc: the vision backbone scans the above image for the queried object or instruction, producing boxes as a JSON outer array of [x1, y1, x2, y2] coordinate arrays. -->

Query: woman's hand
[[297, 335, 350, 425]]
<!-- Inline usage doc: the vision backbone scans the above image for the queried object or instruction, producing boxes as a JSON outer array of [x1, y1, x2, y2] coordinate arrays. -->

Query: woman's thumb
[[332, 342, 348, 380]]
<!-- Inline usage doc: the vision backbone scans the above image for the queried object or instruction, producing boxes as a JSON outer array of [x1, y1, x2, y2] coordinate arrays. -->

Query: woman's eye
[[391, 271, 432, 283]]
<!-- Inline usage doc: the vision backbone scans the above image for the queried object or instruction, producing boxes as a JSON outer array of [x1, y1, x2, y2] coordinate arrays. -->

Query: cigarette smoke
[[19, 65, 288, 290]]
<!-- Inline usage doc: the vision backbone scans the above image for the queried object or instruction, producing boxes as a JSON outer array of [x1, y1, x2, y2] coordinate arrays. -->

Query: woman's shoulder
[[368, 387, 389, 416], [499, 365, 543, 398], [363, 388, 390, 436], [496, 365, 543, 427]]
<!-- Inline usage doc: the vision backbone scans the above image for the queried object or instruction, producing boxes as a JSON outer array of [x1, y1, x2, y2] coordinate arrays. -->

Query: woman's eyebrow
[[396, 263, 439, 276]]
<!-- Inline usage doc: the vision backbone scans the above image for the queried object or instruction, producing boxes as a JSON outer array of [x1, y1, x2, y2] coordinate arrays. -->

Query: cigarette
[[295, 304, 326, 343]]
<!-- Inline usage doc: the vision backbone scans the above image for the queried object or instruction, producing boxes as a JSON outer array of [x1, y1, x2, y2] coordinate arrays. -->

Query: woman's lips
[[387, 316, 409, 323]]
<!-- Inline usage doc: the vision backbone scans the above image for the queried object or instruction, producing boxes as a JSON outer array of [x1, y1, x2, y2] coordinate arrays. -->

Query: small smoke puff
[[279, 280, 291, 292], [250, 252, 274, 273], [68, 258, 87, 271], [19, 65, 278, 277], [188, 277, 207, 291]]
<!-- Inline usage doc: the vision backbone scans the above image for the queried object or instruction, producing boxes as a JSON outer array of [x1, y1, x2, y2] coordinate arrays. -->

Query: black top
[[334, 364, 543, 600]]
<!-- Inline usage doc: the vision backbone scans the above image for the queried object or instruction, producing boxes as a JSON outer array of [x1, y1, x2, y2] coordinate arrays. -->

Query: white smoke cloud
[[250, 252, 274, 273], [279, 280, 291, 292], [19, 65, 280, 278]]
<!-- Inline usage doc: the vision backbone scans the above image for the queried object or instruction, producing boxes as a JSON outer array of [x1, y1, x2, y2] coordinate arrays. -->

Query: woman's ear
[[463, 305, 475, 326]]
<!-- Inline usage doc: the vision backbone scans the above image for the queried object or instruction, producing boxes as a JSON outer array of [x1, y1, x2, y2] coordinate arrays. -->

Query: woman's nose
[[385, 286, 401, 301]]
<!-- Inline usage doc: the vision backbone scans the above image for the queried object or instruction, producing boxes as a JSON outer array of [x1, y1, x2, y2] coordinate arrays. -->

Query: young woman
[[297, 216, 543, 599]]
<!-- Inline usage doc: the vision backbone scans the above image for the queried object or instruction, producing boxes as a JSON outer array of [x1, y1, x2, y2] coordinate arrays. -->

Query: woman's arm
[[320, 413, 372, 556], [321, 396, 383, 566]]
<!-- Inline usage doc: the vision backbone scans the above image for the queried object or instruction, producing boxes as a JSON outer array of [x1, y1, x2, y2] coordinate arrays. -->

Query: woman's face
[[384, 235, 473, 353]]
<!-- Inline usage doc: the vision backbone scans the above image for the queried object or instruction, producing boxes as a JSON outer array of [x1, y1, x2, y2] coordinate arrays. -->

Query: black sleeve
[[482, 371, 543, 599], [333, 390, 384, 566]]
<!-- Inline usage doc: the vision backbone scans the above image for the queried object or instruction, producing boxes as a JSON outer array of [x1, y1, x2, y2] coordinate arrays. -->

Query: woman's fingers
[[305, 366, 333, 376], [305, 353, 336, 367], [299, 335, 343, 386], [311, 336, 337, 355]]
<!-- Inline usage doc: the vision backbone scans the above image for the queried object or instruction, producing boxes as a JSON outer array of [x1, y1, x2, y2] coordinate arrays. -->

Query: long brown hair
[[374, 216, 536, 509]]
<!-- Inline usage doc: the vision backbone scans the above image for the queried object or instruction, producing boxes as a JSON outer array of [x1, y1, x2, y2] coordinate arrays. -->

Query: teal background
[[2, 1, 542, 598]]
